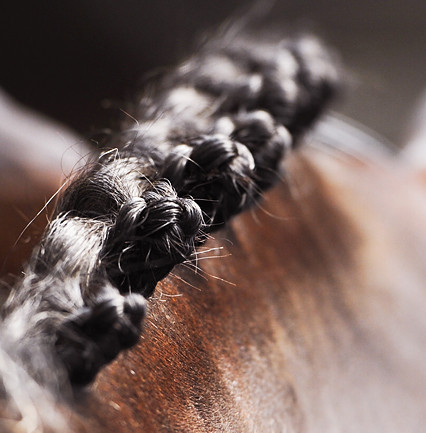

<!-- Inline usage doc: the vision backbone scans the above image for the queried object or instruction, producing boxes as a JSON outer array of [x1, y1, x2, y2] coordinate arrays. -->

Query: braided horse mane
[[0, 32, 339, 430]]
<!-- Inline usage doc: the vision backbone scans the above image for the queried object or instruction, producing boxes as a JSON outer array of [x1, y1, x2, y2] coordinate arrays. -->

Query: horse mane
[[0, 33, 339, 431]]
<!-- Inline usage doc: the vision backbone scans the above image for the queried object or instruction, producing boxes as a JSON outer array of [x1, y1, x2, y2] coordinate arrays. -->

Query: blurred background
[[1, 0, 425, 144], [0, 0, 425, 279]]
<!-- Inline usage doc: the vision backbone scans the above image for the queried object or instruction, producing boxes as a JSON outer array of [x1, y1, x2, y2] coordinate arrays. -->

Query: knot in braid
[[162, 134, 256, 226], [222, 110, 292, 190], [257, 37, 339, 137], [104, 180, 203, 297], [56, 291, 146, 385]]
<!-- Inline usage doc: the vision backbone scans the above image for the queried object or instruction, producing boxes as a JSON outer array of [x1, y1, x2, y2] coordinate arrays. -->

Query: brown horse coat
[[63, 144, 426, 432]]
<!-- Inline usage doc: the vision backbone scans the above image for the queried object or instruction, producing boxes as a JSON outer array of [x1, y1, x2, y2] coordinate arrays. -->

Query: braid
[[1, 34, 339, 388]]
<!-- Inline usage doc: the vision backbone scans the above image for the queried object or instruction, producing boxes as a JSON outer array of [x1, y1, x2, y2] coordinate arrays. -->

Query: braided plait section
[[105, 181, 203, 298], [162, 134, 256, 226], [55, 291, 146, 385], [1, 34, 339, 387]]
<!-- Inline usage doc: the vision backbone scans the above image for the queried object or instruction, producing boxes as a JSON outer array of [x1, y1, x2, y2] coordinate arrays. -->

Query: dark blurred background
[[1, 0, 425, 145]]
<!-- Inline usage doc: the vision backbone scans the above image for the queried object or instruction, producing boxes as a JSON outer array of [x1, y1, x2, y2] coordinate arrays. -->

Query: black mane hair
[[0, 32, 339, 407]]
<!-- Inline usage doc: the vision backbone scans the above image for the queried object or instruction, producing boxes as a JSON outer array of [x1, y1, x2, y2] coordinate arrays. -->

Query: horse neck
[[74, 148, 426, 432]]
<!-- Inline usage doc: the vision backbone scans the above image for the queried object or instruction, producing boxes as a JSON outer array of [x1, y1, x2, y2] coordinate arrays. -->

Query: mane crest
[[0, 33, 339, 427]]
